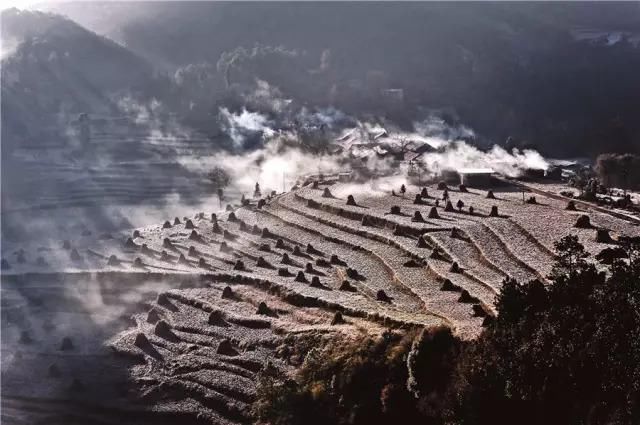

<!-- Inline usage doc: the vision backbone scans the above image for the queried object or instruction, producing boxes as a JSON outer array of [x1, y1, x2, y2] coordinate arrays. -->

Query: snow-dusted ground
[[4, 174, 639, 423]]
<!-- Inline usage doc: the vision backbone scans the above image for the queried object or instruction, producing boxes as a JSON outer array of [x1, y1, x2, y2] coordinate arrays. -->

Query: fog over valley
[[2, 3, 640, 425]]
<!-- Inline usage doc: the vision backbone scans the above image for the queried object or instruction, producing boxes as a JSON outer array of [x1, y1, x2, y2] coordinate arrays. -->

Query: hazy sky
[[2, 0, 41, 11]]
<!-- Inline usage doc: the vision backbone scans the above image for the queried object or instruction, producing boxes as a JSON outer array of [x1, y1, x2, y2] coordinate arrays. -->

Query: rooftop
[[457, 168, 495, 175]]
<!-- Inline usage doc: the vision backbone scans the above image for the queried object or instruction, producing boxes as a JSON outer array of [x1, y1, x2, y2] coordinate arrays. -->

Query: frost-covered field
[[3, 176, 639, 423]]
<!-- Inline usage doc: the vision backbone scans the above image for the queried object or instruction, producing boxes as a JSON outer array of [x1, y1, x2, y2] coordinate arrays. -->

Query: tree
[[596, 153, 640, 192], [453, 237, 640, 425], [551, 234, 589, 278], [208, 166, 231, 190]]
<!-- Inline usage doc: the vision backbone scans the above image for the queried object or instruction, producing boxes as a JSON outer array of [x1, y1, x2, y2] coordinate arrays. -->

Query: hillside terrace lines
[[482, 218, 555, 279], [460, 220, 544, 282], [451, 183, 639, 258], [427, 230, 507, 286], [512, 180, 640, 226], [5, 226, 440, 329], [289, 188, 507, 291], [398, 185, 555, 280], [109, 280, 393, 424], [256, 204, 437, 312], [1, 269, 413, 424], [266, 194, 491, 337], [296, 183, 556, 283], [277, 189, 498, 299], [234, 207, 440, 326]]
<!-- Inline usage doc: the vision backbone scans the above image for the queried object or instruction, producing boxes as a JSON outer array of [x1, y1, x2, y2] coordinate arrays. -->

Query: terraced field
[[3, 177, 639, 423]]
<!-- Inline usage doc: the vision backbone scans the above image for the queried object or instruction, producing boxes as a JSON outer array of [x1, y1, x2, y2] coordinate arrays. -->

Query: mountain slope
[[39, 2, 640, 156], [1, 8, 153, 151]]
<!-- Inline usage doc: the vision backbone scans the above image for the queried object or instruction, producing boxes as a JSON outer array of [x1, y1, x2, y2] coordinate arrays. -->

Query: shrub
[[457, 290, 479, 303], [154, 320, 174, 339], [278, 267, 292, 277], [221, 286, 233, 299], [346, 268, 361, 280], [595, 228, 613, 243], [574, 214, 592, 228], [207, 166, 231, 190], [259, 243, 271, 252], [254, 327, 459, 425], [403, 259, 422, 267], [339, 280, 356, 291], [595, 246, 626, 264], [212, 221, 222, 233], [393, 224, 405, 236], [331, 311, 345, 325], [256, 237, 640, 425], [217, 339, 238, 356], [440, 279, 461, 292], [430, 248, 444, 260], [257, 257, 272, 268], [376, 290, 392, 302], [256, 302, 272, 316], [134, 332, 150, 350], [223, 229, 237, 240]]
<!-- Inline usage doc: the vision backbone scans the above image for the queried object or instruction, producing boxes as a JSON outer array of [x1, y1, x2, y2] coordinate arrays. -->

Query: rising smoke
[[212, 106, 549, 197]]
